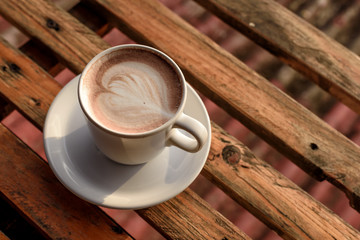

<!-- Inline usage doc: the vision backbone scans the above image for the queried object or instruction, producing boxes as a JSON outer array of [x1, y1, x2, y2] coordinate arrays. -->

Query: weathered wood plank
[[137, 189, 250, 240], [204, 123, 360, 240], [0, 124, 132, 240], [0, 0, 109, 74], [83, 0, 360, 211], [194, 0, 360, 115], [273, 0, 360, 117], [0, 231, 10, 240], [0, 37, 61, 129], [18, 1, 111, 76]]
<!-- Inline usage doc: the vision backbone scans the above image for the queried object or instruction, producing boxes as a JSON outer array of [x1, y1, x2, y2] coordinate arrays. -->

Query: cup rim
[[78, 44, 187, 138]]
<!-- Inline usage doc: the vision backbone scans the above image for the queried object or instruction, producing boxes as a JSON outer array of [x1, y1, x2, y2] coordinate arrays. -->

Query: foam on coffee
[[81, 48, 183, 133]]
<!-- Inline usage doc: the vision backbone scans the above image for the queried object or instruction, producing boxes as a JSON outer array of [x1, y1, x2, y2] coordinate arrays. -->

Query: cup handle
[[167, 113, 208, 152]]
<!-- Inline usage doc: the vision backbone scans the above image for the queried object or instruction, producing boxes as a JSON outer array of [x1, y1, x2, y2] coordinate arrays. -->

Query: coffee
[[80, 48, 183, 134]]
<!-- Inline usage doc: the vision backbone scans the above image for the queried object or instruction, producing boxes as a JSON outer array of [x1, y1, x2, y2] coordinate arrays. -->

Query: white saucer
[[44, 76, 211, 209]]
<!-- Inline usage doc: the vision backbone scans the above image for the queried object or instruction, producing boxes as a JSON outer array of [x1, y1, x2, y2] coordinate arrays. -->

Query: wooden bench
[[0, 0, 359, 239]]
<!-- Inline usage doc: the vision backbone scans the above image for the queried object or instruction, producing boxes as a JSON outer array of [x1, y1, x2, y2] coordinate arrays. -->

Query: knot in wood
[[9, 63, 21, 74], [30, 98, 41, 107], [222, 145, 240, 165], [46, 18, 60, 31], [310, 143, 319, 150]]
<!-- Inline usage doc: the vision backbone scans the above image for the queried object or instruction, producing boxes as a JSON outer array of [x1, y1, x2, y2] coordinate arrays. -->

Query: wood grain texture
[[195, 0, 360, 114], [18, 1, 111, 76], [0, 0, 109, 74], [204, 123, 360, 240], [0, 1, 111, 125], [0, 37, 61, 129], [84, 0, 360, 211], [0, 231, 10, 240], [137, 189, 250, 240], [0, 124, 132, 240]]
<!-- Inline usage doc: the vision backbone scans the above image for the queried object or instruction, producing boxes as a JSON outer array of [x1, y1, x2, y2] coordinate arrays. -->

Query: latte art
[[97, 62, 175, 132], [81, 48, 182, 133]]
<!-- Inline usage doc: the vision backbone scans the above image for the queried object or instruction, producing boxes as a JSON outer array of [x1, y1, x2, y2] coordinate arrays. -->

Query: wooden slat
[[0, 37, 61, 129], [80, 0, 360, 211], [137, 189, 250, 240], [0, 0, 109, 74], [204, 123, 360, 239], [272, 0, 360, 117], [0, 5, 358, 238], [18, 1, 111, 76], [0, 231, 10, 240], [0, 124, 132, 240], [0, 1, 112, 120], [194, 0, 360, 114], [0, 1, 112, 127]]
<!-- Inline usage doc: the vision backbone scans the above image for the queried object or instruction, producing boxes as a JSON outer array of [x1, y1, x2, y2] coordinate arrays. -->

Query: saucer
[[44, 75, 211, 209]]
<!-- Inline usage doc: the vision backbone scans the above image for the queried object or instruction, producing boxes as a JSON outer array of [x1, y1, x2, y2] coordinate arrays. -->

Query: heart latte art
[[81, 49, 182, 133]]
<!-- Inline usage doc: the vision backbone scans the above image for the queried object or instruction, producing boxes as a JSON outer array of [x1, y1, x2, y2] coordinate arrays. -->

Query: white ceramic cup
[[78, 44, 208, 165]]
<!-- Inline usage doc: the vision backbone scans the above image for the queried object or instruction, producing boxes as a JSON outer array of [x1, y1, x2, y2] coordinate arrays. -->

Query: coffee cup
[[78, 44, 208, 165]]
